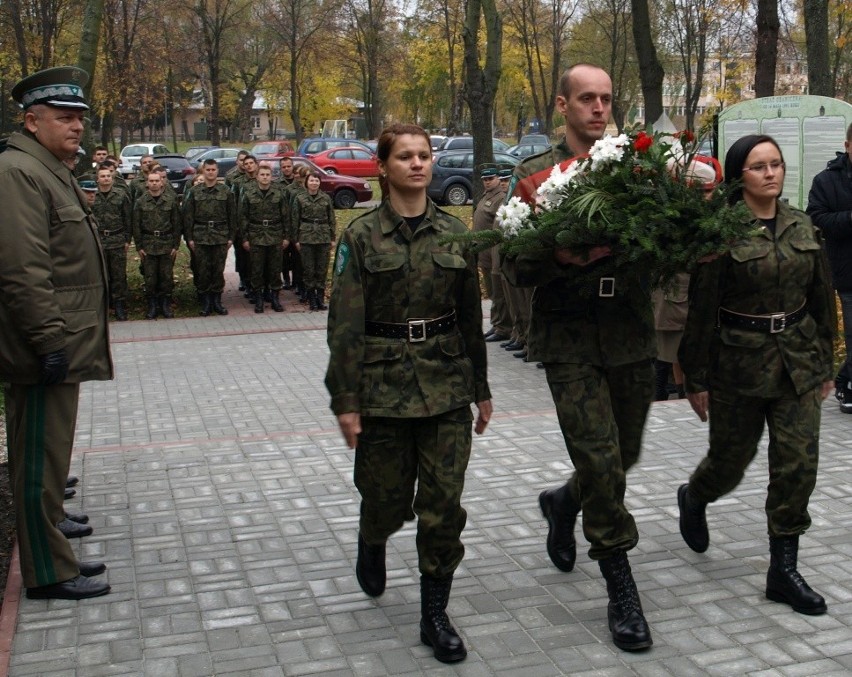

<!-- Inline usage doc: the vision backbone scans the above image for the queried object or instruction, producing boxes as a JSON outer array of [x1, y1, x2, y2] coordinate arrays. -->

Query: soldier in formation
[[292, 170, 335, 311], [92, 165, 132, 321]]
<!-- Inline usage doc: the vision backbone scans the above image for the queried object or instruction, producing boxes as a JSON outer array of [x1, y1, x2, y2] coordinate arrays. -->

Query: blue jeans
[[837, 291, 852, 390]]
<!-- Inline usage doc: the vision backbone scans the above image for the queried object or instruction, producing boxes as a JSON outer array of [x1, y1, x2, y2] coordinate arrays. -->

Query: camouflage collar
[[377, 198, 444, 236]]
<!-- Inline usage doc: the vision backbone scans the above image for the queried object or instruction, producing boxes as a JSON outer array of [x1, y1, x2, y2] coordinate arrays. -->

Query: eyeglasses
[[743, 160, 785, 174]]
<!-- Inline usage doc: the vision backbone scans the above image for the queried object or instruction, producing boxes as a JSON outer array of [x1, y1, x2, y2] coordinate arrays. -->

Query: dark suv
[[427, 150, 519, 205], [153, 154, 196, 196]]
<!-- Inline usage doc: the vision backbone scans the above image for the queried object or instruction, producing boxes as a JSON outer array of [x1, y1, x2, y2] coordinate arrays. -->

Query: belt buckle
[[769, 313, 786, 333], [153, 230, 161, 237], [599, 277, 615, 297], [208, 220, 216, 227], [408, 319, 427, 343], [102, 229, 111, 237], [262, 219, 270, 227]]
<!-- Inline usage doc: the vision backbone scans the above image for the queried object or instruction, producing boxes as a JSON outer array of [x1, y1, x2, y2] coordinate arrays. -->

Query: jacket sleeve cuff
[[684, 374, 708, 393], [330, 393, 359, 416], [475, 381, 492, 403]]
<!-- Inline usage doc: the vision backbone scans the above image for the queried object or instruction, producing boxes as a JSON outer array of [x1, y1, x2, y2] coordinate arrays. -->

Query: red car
[[288, 158, 374, 209], [310, 146, 379, 177], [251, 141, 295, 160]]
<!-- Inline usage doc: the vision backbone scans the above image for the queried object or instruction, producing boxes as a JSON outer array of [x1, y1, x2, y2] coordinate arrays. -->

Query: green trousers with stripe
[[5, 383, 80, 588]]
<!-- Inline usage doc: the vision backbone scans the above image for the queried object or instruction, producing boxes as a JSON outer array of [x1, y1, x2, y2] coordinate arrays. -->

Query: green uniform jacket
[[92, 189, 132, 249], [325, 199, 491, 417], [501, 141, 656, 366], [0, 131, 113, 384], [239, 183, 289, 246], [132, 192, 182, 255], [679, 201, 835, 397], [129, 174, 148, 202], [183, 182, 236, 244], [472, 183, 506, 271], [292, 191, 335, 244]]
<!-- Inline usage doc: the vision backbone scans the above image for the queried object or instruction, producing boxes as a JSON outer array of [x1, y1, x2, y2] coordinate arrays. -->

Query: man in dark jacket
[[807, 123, 852, 413]]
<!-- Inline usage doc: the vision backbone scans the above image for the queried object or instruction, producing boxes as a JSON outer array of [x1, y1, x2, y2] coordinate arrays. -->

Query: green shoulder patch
[[334, 241, 350, 276], [505, 175, 519, 201]]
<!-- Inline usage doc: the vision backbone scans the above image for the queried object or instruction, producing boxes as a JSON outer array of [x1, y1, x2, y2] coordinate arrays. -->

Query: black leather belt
[[251, 220, 282, 227], [101, 229, 124, 237], [150, 230, 171, 237], [365, 312, 456, 342], [718, 304, 806, 334], [302, 218, 327, 224], [196, 221, 226, 227]]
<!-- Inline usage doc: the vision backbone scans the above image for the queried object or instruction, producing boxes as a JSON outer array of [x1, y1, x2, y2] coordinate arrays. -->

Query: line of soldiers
[[78, 149, 332, 319]]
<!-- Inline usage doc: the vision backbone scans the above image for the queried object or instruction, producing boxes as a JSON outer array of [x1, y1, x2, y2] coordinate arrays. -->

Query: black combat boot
[[145, 296, 158, 320], [539, 484, 580, 571], [314, 288, 328, 311], [308, 289, 319, 311], [160, 296, 174, 319], [677, 484, 709, 553], [598, 552, 653, 651], [766, 536, 827, 615], [114, 299, 128, 321], [355, 534, 386, 597], [298, 284, 308, 304], [270, 291, 284, 312], [254, 291, 264, 313], [420, 575, 467, 663], [199, 292, 212, 317], [212, 292, 228, 315]]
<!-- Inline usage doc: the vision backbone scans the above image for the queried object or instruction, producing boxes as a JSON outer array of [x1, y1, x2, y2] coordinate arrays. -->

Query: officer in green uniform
[[292, 170, 335, 311], [278, 156, 300, 290], [677, 134, 835, 616], [129, 154, 155, 202], [133, 171, 182, 319], [325, 124, 492, 664], [0, 66, 112, 600], [230, 154, 258, 295], [239, 164, 288, 312], [286, 166, 309, 302], [502, 64, 655, 651], [183, 158, 236, 316], [92, 166, 132, 320]]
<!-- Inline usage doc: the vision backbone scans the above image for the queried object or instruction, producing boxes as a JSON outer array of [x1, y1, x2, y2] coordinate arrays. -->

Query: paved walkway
[[3, 290, 852, 676]]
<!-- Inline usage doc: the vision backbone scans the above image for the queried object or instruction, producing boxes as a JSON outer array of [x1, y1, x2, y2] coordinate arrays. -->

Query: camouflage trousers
[[142, 253, 175, 296], [103, 246, 128, 302], [250, 244, 282, 292], [194, 244, 229, 293], [544, 360, 654, 560], [687, 380, 821, 537], [355, 406, 473, 579], [301, 243, 331, 290]]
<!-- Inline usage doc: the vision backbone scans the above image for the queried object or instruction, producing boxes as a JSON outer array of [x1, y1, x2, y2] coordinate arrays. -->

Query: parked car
[[310, 147, 379, 177], [184, 146, 215, 161], [250, 140, 295, 160], [118, 142, 170, 177], [189, 147, 248, 170], [506, 142, 550, 159], [427, 150, 520, 206], [296, 137, 373, 157], [436, 136, 510, 152], [519, 133, 550, 145], [287, 157, 373, 208], [430, 135, 447, 151], [152, 154, 196, 196]]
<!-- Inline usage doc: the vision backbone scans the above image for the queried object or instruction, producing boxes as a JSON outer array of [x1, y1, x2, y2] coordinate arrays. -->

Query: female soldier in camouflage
[[291, 170, 335, 311], [677, 134, 835, 616], [325, 123, 492, 663]]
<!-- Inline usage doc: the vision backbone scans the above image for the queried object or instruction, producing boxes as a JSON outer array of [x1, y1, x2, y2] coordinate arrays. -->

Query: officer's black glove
[[39, 349, 69, 385]]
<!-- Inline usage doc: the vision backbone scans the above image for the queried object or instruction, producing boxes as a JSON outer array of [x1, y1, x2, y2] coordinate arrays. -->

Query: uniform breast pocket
[[52, 203, 87, 230], [364, 253, 407, 305], [431, 250, 467, 300]]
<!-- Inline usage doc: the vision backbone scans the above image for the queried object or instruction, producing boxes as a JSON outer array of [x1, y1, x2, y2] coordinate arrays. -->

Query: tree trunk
[[754, 0, 779, 97], [77, 0, 105, 167], [804, 0, 831, 96], [631, 0, 664, 127]]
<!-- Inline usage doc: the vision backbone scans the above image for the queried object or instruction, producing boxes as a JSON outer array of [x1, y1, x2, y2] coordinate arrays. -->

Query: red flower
[[675, 129, 695, 142], [633, 132, 653, 152]]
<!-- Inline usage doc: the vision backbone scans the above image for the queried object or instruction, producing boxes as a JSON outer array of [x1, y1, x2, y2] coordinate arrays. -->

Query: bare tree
[[631, 0, 664, 127], [77, 0, 104, 159], [754, 0, 779, 96], [803, 0, 831, 95], [2, 0, 79, 74]]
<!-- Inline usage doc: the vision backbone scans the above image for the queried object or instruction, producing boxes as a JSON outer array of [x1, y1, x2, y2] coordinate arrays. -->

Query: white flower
[[495, 197, 532, 238], [536, 162, 582, 210], [589, 133, 629, 170]]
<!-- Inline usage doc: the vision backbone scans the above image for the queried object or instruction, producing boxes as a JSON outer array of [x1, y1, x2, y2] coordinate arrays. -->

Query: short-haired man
[[93, 165, 132, 320], [130, 154, 156, 201], [92, 145, 108, 166], [183, 158, 236, 316], [133, 170, 182, 319], [230, 154, 259, 294], [807, 122, 852, 413], [0, 66, 112, 600], [502, 64, 654, 652], [224, 149, 250, 190]]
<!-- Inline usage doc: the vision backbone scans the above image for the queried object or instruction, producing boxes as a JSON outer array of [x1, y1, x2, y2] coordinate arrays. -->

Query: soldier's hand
[[170, 248, 177, 259], [39, 349, 69, 386], [294, 242, 301, 252], [337, 412, 361, 449], [138, 249, 146, 259], [474, 400, 493, 434], [554, 245, 611, 267], [124, 243, 130, 253], [188, 240, 195, 251], [243, 241, 251, 251], [821, 380, 834, 400], [282, 239, 289, 250], [686, 390, 709, 422]]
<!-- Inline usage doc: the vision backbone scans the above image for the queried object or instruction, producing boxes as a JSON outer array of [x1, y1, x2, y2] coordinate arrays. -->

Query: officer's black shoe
[[539, 486, 579, 572], [484, 332, 509, 343], [199, 292, 212, 317], [26, 575, 110, 600], [677, 484, 709, 553], [212, 292, 228, 315], [504, 341, 523, 351], [160, 296, 174, 319], [78, 561, 106, 577], [145, 297, 158, 320], [263, 289, 272, 302], [420, 575, 467, 663], [57, 518, 93, 539], [65, 510, 89, 524], [254, 293, 264, 313], [114, 300, 127, 321], [66, 476, 79, 488], [64, 487, 76, 500], [315, 289, 328, 311], [308, 289, 319, 311], [355, 534, 386, 597], [270, 291, 284, 312], [598, 552, 653, 651], [766, 536, 827, 615]]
